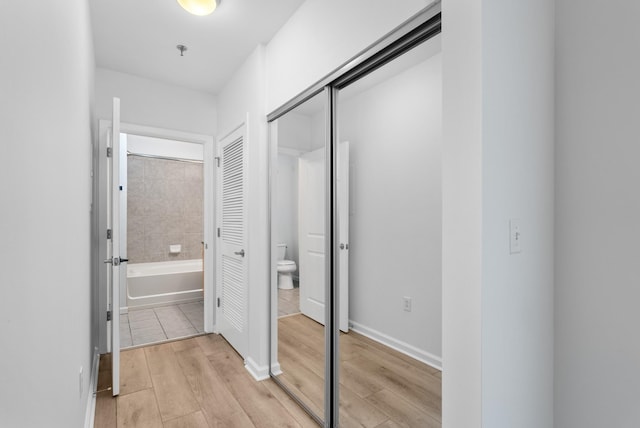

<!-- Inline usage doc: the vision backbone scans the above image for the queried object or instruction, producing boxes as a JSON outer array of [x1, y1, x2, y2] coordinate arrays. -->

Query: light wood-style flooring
[[95, 335, 317, 427], [277, 314, 442, 427], [95, 315, 441, 427]]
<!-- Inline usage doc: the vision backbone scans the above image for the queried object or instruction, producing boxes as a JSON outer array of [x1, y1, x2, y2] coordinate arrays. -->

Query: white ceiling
[[90, 0, 304, 95]]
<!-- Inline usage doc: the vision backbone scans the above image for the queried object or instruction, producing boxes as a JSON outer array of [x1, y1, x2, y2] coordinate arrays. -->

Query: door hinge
[[215, 156, 220, 167], [106, 310, 112, 321], [107, 229, 112, 240], [217, 227, 221, 237], [106, 147, 112, 158], [217, 297, 221, 308]]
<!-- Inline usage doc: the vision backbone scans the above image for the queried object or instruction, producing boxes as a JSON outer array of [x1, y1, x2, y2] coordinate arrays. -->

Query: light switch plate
[[402, 296, 412, 312], [510, 219, 522, 254]]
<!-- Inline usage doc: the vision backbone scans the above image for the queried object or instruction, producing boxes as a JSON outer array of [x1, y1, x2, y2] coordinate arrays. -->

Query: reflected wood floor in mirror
[[277, 314, 442, 427], [94, 335, 317, 428]]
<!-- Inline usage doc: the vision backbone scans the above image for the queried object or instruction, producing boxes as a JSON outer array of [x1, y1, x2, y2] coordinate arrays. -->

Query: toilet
[[277, 243, 297, 290]]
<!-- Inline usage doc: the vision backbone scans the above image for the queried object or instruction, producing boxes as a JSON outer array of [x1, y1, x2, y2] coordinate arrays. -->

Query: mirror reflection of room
[[272, 91, 327, 421], [270, 32, 443, 426], [335, 35, 443, 426]]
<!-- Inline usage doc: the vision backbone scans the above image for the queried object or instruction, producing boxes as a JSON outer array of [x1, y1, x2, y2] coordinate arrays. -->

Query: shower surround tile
[[127, 155, 203, 264]]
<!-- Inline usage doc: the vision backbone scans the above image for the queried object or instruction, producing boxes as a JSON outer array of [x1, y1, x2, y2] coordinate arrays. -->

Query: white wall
[[441, 1, 483, 424], [338, 52, 442, 365], [481, 1, 555, 426], [275, 153, 299, 268], [442, 0, 555, 427], [275, 111, 315, 268], [95, 68, 217, 135], [555, 1, 640, 427], [278, 112, 312, 152], [265, 0, 430, 112], [0, 1, 96, 427]]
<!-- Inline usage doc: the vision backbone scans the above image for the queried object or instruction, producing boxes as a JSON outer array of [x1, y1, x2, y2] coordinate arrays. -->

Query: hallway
[[95, 335, 317, 427]]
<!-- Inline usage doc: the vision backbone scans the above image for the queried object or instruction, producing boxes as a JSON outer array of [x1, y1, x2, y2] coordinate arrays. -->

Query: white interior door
[[298, 148, 326, 325], [107, 97, 122, 396], [337, 141, 350, 333], [216, 124, 248, 358], [299, 144, 350, 331]]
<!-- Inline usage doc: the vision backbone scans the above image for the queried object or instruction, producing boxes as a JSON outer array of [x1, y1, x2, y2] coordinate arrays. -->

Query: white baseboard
[[84, 347, 100, 428], [270, 362, 282, 376], [245, 357, 270, 381], [349, 320, 442, 371]]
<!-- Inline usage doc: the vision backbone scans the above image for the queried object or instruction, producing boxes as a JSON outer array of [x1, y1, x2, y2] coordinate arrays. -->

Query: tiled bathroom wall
[[127, 155, 203, 263]]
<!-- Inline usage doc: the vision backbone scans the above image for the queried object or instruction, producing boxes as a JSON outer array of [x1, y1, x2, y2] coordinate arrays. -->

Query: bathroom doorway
[[97, 121, 215, 355], [121, 133, 206, 348]]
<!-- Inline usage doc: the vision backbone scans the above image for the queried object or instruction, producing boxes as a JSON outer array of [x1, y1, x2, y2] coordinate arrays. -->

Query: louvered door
[[216, 124, 248, 358]]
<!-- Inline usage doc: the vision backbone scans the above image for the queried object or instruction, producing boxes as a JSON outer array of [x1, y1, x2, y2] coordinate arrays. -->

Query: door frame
[[96, 120, 216, 353]]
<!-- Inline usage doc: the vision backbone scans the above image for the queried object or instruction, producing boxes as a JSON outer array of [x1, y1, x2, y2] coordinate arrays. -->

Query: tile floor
[[120, 301, 204, 348], [121, 287, 299, 348], [278, 286, 300, 317]]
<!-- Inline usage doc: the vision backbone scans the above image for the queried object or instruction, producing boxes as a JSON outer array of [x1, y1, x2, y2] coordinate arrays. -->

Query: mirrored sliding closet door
[[334, 32, 443, 428], [268, 5, 442, 427], [269, 90, 329, 425]]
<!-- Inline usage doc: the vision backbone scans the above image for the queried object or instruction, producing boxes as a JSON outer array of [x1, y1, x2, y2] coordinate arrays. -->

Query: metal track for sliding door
[[266, 1, 441, 122]]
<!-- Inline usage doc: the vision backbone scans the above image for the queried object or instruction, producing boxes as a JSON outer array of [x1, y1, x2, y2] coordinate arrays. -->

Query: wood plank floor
[[95, 335, 317, 428], [95, 315, 441, 427], [277, 314, 442, 427]]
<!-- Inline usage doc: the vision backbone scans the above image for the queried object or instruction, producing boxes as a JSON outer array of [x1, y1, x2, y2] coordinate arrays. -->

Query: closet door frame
[[267, 4, 442, 427]]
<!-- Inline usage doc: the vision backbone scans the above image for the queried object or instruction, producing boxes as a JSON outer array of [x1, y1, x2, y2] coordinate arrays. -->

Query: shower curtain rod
[[127, 151, 203, 164]]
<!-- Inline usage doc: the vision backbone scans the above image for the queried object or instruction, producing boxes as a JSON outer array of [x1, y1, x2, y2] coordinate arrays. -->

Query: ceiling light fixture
[[177, 0, 219, 16]]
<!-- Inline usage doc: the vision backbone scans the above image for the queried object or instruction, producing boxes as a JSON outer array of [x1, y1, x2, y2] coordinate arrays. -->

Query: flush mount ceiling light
[[177, 0, 219, 16]]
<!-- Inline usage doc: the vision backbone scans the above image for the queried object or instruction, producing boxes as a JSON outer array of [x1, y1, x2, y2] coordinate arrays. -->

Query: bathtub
[[126, 259, 203, 310]]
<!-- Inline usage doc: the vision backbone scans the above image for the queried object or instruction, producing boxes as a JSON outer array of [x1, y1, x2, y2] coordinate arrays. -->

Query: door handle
[[339, 243, 349, 250], [234, 249, 245, 257], [103, 257, 129, 266]]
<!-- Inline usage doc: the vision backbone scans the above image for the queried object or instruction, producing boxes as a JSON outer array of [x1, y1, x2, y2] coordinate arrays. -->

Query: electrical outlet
[[403, 296, 412, 312]]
